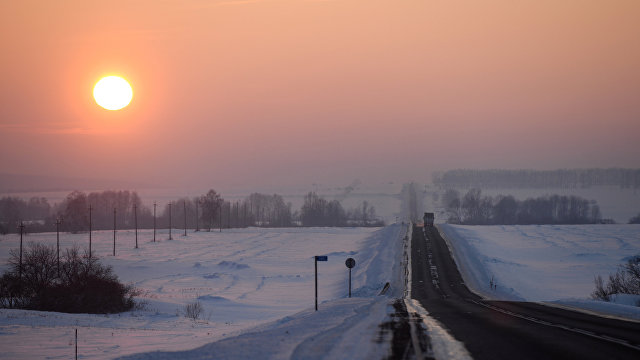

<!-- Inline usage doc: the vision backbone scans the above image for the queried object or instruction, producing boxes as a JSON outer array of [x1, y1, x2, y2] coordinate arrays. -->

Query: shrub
[[592, 255, 640, 303], [0, 243, 136, 313], [184, 301, 203, 321]]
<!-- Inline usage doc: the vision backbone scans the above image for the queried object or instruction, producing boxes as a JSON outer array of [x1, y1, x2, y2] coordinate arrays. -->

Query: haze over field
[[2, 0, 639, 191]]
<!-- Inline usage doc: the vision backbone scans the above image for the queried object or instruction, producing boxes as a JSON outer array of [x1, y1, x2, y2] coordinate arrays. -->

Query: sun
[[93, 76, 133, 110]]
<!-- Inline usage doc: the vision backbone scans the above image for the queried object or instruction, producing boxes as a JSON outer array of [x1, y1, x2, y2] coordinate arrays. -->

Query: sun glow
[[93, 76, 133, 110]]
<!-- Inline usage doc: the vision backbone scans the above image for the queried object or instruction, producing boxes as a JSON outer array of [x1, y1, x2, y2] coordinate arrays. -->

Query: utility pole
[[18, 222, 25, 279], [219, 202, 222, 233], [183, 200, 187, 237], [134, 203, 138, 249], [153, 202, 157, 242], [195, 199, 200, 232], [168, 202, 173, 240], [55, 217, 62, 276], [209, 201, 213, 232], [113, 208, 116, 256], [88, 205, 92, 258]]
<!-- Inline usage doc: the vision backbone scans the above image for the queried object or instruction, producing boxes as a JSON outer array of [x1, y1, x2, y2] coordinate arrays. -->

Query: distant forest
[[433, 168, 640, 189], [0, 190, 383, 234], [443, 189, 604, 225]]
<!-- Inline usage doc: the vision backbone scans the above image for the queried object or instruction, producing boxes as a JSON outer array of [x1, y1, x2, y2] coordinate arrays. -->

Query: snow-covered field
[[5, 222, 638, 358], [0, 226, 406, 359], [439, 224, 640, 319]]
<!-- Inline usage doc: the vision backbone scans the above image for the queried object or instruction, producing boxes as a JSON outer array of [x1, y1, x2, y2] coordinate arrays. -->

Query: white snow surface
[[439, 224, 640, 320], [0, 225, 410, 359]]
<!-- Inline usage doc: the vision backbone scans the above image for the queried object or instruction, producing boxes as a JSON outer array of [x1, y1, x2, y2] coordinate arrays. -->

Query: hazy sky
[[1, 0, 639, 191]]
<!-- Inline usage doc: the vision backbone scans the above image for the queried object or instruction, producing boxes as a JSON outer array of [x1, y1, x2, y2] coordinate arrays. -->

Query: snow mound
[[610, 293, 640, 307], [217, 261, 250, 270], [197, 295, 232, 303]]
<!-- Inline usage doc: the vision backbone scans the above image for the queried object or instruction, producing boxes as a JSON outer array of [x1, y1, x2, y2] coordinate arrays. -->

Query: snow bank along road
[[411, 225, 640, 360]]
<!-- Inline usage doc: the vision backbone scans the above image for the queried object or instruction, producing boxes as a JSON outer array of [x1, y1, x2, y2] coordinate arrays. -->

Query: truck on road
[[423, 212, 435, 227]]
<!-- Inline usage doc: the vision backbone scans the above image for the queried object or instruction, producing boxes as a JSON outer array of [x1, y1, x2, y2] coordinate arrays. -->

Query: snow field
[[118, 224, 409, 359], [439, 224, 640, 319], [0, 227, 387, 359]]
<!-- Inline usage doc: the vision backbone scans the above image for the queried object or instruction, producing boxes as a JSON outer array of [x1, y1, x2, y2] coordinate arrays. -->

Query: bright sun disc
[[93, 76, 133, 110]]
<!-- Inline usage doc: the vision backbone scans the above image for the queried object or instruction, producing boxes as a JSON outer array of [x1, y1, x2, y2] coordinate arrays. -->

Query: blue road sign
[[315, 256, 328, 261]]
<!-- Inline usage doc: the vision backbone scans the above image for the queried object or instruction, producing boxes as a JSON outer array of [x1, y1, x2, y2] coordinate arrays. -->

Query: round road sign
[[345, 257, 356, 268]]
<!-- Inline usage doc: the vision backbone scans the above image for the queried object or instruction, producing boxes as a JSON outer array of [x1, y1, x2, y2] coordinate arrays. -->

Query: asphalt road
[[411, 225, 640, 360]]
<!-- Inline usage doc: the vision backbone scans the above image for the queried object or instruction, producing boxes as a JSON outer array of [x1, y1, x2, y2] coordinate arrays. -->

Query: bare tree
[[201, 190, 223, 231]]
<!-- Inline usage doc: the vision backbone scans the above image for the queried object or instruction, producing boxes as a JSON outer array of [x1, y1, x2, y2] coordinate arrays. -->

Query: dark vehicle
[[423, 212, 434, 227]]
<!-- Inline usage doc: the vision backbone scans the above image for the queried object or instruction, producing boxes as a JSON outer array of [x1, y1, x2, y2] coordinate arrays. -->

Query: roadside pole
[[345, 258, 356, 298], [314, 255, 328, 310]]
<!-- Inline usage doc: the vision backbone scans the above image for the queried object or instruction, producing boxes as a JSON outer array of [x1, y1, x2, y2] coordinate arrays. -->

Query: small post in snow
[[345, 258, 356, 298], [315, 255, 328, 310], [75, 328, 78, 360]]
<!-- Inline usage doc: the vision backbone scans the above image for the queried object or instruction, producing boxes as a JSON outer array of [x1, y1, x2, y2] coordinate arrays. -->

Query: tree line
[[0, 190, 383, 234], [443, 189, 603, 225], [433, 168, 640, 189], [299, 192, 381, 227]]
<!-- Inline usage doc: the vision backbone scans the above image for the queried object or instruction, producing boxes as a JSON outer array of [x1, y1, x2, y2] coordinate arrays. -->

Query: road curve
[[411, 225, 640, 360]]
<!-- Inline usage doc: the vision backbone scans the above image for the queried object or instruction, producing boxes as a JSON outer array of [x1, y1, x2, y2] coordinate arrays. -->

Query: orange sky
[[1, 0, 639, 191]]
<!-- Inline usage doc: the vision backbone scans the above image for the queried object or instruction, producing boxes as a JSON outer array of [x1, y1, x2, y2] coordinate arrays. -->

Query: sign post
[[345, 258, 356, 297], [315, 255, 328, 311]]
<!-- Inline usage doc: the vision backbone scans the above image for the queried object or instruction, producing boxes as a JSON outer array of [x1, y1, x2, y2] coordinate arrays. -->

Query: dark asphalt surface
[[411, 225, 640, 360]]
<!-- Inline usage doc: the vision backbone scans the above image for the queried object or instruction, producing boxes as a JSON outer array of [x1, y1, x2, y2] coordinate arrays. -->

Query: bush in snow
[[592, 255, 640, 304], [183, 300, 204, 321], [0, 243, 137, 313]]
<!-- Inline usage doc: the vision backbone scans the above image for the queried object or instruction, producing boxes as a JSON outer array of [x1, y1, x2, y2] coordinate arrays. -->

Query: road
[[411, 225, 640, 360]]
